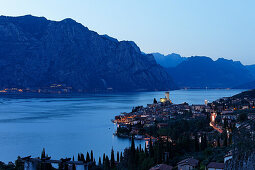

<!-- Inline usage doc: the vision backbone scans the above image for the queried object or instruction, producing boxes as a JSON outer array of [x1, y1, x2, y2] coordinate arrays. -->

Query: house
[[157, 123, 168, 128], [221, 114, 237, 121], [150, 164, 173, 170], [222, 110, 234, 114], [224, 151, 233, 163], [206, 162, 224, 170], [248, 113, 255, 120], [242, 105, 249, 110], [191, 105, 205, 111], [177, 158, 199, 170]]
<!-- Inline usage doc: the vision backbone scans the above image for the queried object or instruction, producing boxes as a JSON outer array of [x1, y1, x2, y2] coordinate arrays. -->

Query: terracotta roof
[[150, 164, 173, 170], [177, 158, 199, 167], [207, 162, 224, 169]]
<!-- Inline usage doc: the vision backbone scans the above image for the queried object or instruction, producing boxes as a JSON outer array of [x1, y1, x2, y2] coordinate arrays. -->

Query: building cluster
[[114, 91, 255, 138], [114, 91, 255, 170], [151, 158, 225, 170], [114, 92, 212, 139], [0, 84, 73, 94]]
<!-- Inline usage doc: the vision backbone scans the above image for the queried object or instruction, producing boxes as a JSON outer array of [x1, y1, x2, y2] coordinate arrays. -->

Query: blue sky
[[1, 0, 255, 64]]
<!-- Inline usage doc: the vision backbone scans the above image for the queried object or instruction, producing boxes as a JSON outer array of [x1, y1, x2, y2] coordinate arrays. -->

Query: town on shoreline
[[2, 90, 255, 170], [112, 90, 255, 169]]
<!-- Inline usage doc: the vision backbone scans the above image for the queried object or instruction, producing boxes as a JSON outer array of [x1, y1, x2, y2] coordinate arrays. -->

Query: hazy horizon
[[1, 0, 254, 65]]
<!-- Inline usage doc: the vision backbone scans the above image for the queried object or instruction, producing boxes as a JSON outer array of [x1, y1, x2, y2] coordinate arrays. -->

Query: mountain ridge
[[152, 52, 187, 68], [0, 15, 177, 92], [165, 56, 254, 88]]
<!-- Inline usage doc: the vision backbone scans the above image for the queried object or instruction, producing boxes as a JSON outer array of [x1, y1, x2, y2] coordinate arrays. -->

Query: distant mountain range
[[0, 15, 177, 92], [0, 15, 254, 92], [246, 65, 255, 78], [152, 53, 187, 68], [152, 53, 255, 89]]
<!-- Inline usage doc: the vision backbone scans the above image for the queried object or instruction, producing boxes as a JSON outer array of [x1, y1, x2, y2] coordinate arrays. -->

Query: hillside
[[166, 56, 254, 88], [246, 65, 255, 78], [0, 15, 177, 92], [233, 89, 255, 99]]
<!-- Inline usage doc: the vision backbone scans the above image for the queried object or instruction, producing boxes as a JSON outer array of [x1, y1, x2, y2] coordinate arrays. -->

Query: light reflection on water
[[0, 89, 244, 162]]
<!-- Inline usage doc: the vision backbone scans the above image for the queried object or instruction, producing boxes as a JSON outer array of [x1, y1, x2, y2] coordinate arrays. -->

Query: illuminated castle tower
[[160, 91, 172, 103], [165, 92, 170, 100], [205, 100, 208, 106]]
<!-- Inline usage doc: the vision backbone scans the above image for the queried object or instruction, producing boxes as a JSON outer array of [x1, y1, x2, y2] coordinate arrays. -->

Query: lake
[[0, 89, 244, 163]]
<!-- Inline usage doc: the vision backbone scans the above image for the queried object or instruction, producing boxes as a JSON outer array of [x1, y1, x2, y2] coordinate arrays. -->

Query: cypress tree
[[41, 148, 46, 159], [72, 163, 76, 170], [117, 151, 120, 162], [131, 135, 135, 155], [103, 153, 106, 165], [99, 157, 101, 166], [110, 148, 115, 168], [145, 143, 148, 155], [91, 150, 94, 162], [195, 134, 199, 152], [86, 152, 90, 162], [64, 163, 69, 170], [204, 134, 208, 148], [78, 154, 81, 161], [217, 137, 221, 147], [120, 152, 123, 161], [105, 156, 110, 170], [130, 135, 136, 168], [149, 138, 154, 157], [229, 133, 232, 145], [81, 153, 85, 162]]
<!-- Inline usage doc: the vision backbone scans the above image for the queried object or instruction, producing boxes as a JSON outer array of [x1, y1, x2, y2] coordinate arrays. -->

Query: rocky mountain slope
[[246, 65, 255, 78], [152, 53, 187, 68], [166, 56, 253, 88], [0, 15, 177, 92]]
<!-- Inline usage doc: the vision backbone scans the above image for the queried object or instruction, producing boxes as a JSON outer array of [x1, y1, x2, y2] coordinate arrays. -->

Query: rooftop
[[207, 162, 224, 169]]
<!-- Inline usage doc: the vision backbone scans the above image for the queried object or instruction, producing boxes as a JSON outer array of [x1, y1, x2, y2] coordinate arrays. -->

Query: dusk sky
[[1, 0, 255, 65]]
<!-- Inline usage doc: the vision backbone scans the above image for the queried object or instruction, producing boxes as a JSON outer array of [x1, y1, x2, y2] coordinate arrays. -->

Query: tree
[[86, 152, 90, 162], [72, 156, 76, 170], [104, 156, 110, 170], [91, 150, 94, 162], [238, 113, 248, 122], [81, 153, 85, 162], [224, 118, 228, 128], [131, 135, 135, 155], [201, 134, 207, 150], [149, 138, 154, 158], [195, 134, 199, 152], [41, 148, 46, 159], [117, 151, 120, 162], [72, 163, 76, 170], [145, 143, 148, 156], [78, 154, 81, 161], [103, 153, 106, 165], [110, 148, 115, 168], [120, 152, 123, 161], [98, 157, 101, 166], [217, 137, 221, 147]]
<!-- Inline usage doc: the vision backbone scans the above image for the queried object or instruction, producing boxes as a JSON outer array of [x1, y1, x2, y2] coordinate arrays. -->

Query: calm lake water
[[0, 89, 244, 163]]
